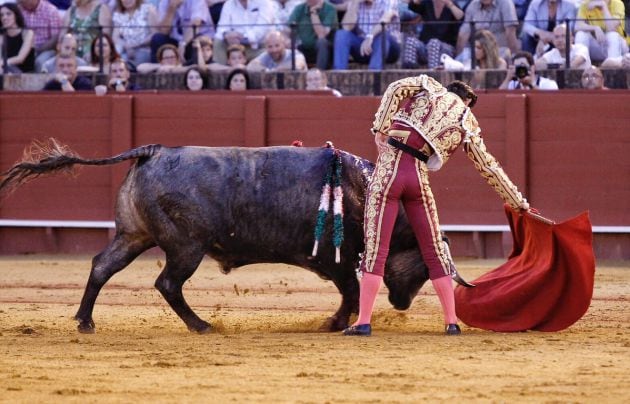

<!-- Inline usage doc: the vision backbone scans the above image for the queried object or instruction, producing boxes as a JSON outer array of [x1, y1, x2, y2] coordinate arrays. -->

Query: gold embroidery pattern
[[392, 92, 467, 170], [415, 161, 451, 276], [363, 147, 401, 273], [464, 134, 525, 210], [371, 75, 446, 136]]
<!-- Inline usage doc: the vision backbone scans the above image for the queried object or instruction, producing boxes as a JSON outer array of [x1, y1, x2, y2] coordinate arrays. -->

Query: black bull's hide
[[0, 143, 430, 333]]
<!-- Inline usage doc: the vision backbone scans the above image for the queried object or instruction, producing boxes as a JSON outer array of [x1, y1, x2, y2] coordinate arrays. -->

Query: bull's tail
[[0, 138, 161, 198]]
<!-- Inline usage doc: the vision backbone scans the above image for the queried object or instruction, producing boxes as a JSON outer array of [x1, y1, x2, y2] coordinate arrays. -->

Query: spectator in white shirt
[[535, 24, 591, 70], [213, 0, 276, 64]]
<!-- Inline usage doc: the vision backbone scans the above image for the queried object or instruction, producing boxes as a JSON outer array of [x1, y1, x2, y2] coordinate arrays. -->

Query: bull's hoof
[[77, 320, 95, 334], [188, 321, 212, 334], [319, 316, 348, 332]]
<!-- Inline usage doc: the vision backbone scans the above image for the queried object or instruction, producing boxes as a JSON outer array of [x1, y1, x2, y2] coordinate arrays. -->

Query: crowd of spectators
[[0, 0, 628, 90]]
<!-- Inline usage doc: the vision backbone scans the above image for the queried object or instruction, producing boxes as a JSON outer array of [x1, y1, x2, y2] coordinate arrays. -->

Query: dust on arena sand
[[0, 256, 628, 403]]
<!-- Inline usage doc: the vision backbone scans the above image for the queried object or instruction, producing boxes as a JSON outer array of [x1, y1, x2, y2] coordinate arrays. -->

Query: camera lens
[[515, 65, 529, 79]]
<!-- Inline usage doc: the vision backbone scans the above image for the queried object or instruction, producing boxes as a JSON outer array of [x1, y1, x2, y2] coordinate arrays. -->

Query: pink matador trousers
[[361, 122, 451, 280]]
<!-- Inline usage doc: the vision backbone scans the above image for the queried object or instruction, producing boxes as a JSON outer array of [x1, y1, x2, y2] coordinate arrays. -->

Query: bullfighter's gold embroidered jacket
[[371, 74, 527, 210]]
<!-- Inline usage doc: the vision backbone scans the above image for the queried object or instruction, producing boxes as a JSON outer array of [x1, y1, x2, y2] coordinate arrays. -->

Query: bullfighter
[[343, 76, 530, 336]]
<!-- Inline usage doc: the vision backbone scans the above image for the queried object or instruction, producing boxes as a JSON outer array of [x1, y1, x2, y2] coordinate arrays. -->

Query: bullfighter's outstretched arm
[[371, 75, 446, 136], [462, 111, 528, 211]]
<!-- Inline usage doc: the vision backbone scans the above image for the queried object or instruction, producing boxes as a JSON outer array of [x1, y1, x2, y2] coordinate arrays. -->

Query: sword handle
[[526, 210, 555, 225]]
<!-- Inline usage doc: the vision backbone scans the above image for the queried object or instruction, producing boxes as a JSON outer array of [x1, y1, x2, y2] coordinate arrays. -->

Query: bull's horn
[[452, 271, 476, 288]]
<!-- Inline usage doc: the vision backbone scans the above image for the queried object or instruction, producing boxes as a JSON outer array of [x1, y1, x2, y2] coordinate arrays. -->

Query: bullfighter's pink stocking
[[432, 275, 457, 324], [355, 272, 382, 325]]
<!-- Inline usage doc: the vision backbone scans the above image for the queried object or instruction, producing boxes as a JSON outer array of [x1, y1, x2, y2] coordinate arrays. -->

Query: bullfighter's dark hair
[[446, 81, 477, 108]]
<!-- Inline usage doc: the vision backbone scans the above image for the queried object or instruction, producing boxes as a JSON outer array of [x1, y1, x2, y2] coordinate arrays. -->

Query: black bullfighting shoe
[[445, 324, 461, 335], [342, 324, 372, 336]]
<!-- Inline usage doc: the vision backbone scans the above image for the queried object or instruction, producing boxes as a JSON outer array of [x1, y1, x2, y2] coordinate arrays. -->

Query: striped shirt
[[357, 0, 400, 41], [19, 0, 63, 49]]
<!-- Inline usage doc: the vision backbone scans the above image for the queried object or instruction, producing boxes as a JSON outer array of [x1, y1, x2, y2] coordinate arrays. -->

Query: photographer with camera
[[500, 51, 559, 90]]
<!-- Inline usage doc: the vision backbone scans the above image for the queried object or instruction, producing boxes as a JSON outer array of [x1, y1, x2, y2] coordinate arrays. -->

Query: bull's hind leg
[[154, 248, 209, 333], [75, 235, 154, 333], [321, 273, 360, 331]]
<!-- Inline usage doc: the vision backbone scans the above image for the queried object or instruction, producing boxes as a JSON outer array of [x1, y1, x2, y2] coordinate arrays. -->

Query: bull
[[0, 140, 438, 334]]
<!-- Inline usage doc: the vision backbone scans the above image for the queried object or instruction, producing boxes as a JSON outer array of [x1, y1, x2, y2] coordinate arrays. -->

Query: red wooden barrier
[[1, 91, 628, 258]]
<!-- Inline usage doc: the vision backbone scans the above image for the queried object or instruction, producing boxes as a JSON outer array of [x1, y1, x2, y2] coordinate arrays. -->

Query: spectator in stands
[[183, 66, 209, 90], [43, 53, 93, 90], [151, 0, 213, 63], [137, 43, 189, 72], [535, 24, 591, 70], [226, 43, 248, 68], [214, 0, 276, 65], [455, 0, 520, 65], [499, 50, 559, 90], [305, 67, 342, 95], [94, 57, 138, 93], [402, 0, 464, 69], [332, 0, 400, 70], [108, 58, 138, 91], [247, 29, 307, 71], [287, 0, 339, 69], [580, 66, 608, 89], [520, 0, 577, 55], [470, 29, 506, 89], [17, 0, 63, 72], [62, 0, 112, 62], [273, 0, 302, 25], [225, 67, 252, 89], [112, 0, 158, 66], [574, 0, 629, 65], [473, 29, 507, 68], [0, 3, 36, 73], [183, 34, 228, 70], [40, 32, 89, 73], [90, 33, 121, 73]]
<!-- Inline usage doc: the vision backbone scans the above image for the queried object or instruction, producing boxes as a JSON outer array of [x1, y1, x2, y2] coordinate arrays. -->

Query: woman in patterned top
[[62, 0, 112, 62], [112, 0, 158, 66]]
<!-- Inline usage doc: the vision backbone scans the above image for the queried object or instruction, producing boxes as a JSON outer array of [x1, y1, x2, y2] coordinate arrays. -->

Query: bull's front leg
[[321, 272, 360, 331]]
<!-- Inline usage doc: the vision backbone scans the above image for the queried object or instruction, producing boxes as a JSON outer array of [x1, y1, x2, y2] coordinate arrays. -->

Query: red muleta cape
[[454, 205, 595, 332]]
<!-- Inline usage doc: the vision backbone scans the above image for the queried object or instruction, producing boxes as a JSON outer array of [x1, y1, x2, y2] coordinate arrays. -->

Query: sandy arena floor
[[0, 255, 628, 403]]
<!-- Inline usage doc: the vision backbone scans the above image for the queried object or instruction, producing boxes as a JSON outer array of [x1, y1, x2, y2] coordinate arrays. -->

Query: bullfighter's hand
[[520, 200, 530, 211]]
